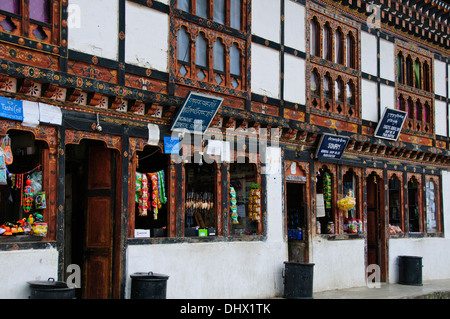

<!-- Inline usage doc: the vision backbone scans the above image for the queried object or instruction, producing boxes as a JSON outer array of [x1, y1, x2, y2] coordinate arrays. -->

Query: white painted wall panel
[[379, 39, 395, 82], [435, 100, 447, 136], [380, 84, 395, 111], [125, 2, 168, 72], [442, 170, 450, 240], [434, 59, 446, 97], [283, 54, 305, 104], [251, 44, 280, 98], [252, 0, 280, 44], [68, 0, 119, 60], [312, 239, 366, 291], [361, 31, 377, 76], [0, 249, 58, 298], [284, 0, 305, 52], [361, 79, 378, 122], [126, 148, 287, 298]]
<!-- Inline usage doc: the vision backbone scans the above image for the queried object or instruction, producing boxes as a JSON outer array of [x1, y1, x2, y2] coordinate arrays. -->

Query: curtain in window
[[397, 54, 404, 83], [230, 44, 240, 76], [177, 27, 190, 63], [178, 0, 190, 12], [196, 0, 208, 19], [29, 0, 50, 23], [414, 60, 421, 89], [214, 0, 225, 24], [195, 34, 208, 68], [0, 0, 20, 15], [335, 30, 343, 64], [323, 26, 330, 60], [310, 20, 319, 56], [213, 40, 225, 72], [230, 0, 241, 30], [346, 34, 354, 68], [310, 71, 318, 94]]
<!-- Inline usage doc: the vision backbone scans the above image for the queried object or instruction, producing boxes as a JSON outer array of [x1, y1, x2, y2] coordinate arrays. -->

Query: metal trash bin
[[130, 271, 169, 299], [28, 278, 76, 299], [398, 256, 423, 286], [283, 261, 314, 299]]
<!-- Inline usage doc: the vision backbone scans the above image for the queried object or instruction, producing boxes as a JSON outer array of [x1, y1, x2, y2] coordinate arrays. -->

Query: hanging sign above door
[[374, 107, 407, 141], [315, 134, 349, 160], [170, 91, 223, 134]]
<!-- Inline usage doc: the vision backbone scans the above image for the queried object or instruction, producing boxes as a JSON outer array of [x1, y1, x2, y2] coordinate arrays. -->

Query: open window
[[0, 130, 48, 238], [407, 176, 421, 233], [425, 176, 441, 233], [134, 146, 169, 237], [185, 161, 217, 237], [316, 166, 334, 234], [388, 174, 404, 234], [229, 162, 260, 236]]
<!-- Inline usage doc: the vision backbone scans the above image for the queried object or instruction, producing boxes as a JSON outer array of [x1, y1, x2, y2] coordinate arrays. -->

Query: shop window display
[[185, 162, 216, 236], [341, 169, 361, 234], [388, 175, 403, 234], [229, 163, 259, 236], [407, 177, 420, 233], [425, 179, 438, 233], [0, 130, 48, 238], [135, 146, 169, 237], [316, 167, 334, 234]]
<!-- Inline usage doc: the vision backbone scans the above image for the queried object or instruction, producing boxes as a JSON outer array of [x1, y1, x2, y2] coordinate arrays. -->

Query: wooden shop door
[[366, 172, 387, 282], [83, 144, 117, 299]]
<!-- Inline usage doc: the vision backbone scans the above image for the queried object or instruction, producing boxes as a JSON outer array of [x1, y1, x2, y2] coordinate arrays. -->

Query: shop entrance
[[366, 172, 387, 282], [64, 139, 121, 299], [286, 182, 308, 262]]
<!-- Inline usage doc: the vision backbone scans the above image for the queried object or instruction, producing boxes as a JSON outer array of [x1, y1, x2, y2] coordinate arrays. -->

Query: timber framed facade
[[0, 0, 449, 298]]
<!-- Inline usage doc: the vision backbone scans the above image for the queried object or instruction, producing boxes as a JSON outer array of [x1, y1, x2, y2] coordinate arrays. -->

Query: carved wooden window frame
[[171, 0, 248, 95], [307, 8, 360, 122], [0, 0, 60, 46], [425, 175, 442, 234]]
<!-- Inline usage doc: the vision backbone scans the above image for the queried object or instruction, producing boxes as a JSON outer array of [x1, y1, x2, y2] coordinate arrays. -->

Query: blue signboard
[[315, 134, 349, 160], [0, 96, 23, 121], [164, 136, 180, 154], [171, 91, 223, 134], [374, 107, 407, 141]]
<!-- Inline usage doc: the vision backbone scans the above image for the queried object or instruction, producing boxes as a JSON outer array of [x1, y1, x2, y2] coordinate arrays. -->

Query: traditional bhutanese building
[[0, 0, 449, 298]]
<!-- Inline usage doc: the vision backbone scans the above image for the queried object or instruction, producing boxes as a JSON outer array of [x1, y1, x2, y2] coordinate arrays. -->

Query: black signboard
[[171, 91, 223, 134], [374, 107, 407, 141], [315, 134, 350, 160]]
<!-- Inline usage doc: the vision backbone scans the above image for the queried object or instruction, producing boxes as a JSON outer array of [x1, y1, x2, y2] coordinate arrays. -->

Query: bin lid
[[284, 261, 315, 266], [27, 278, 69, 289], [131, 271, 169, 280]]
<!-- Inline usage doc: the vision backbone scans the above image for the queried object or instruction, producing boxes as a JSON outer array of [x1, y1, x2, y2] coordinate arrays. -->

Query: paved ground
[[313, 278, 450, 299]]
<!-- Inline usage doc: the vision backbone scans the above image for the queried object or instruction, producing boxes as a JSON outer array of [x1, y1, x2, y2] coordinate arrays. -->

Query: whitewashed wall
[[361, 31, 377, 76], [283, 1, 306, 105], [388, 170, 450, 283], [361, 79, 378, 122], [380, 84, 395, 110], [68, 0, 119, 60], [311, 238, 366, 291], [284, 0, 305, 52], [435, 100, 447, 137], [0, 248, 58, 299], [434, 59, 447, 97], [126, 148, 288, 299], [251, 43, 280, 98], [380, 39, 395, 82], [284, 54, 306, 105], [252, 0, 280, 44], [125, 2, 169, 72]]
